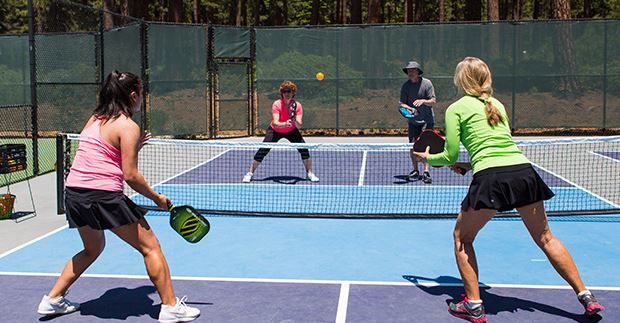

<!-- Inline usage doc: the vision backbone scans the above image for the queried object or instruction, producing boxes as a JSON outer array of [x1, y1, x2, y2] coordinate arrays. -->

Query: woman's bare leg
[[518, 201, 586, 293], [453, 208, 496, 300], [111, 218, 176, 305], [48, 226, 105, 298]]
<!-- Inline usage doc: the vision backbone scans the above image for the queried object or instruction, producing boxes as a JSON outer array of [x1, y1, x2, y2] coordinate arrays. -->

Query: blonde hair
[[453, 57, 503, 127], [279, 80, 297, 95]]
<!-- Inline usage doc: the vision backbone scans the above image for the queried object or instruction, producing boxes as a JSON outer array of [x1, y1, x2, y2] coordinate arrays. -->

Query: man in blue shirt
[[399, 61, 437, 183]]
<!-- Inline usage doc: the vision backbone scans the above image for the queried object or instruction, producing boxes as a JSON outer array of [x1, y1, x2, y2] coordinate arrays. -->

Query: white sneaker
[[158, 296, 200, 323], [37, 294, 80, 316], [242, 172, 253, 183], [307, 171, 320, 182]]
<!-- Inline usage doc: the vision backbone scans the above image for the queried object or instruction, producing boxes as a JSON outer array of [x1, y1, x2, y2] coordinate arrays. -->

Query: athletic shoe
[[408, 170, 420, 181], [307, 171, 320, 182], [422, 171, 432, 184], [37, 294, 80, 316], [448, 295, 487, 323], [578, 291, 605, 316], [158, 296, 200, 323], [242, 172, 253, 183]]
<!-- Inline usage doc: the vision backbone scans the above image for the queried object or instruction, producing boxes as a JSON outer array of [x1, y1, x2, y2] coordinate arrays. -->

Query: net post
[[56, 134, 65, 214]]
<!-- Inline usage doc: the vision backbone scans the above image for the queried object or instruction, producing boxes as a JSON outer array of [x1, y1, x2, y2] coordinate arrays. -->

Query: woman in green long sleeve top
[[415, 57, 604, 322]]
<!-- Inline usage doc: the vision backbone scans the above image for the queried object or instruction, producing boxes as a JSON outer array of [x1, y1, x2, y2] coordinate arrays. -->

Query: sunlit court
[[1, 1, 620, 322]]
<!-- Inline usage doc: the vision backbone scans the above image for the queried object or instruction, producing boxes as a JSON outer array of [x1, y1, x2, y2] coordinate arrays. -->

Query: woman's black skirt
[[65, 187, 147, 230], [462, 163, 555, 212]]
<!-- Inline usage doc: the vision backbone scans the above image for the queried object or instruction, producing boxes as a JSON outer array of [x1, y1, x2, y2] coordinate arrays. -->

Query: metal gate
[[212, 60, 251, 137]]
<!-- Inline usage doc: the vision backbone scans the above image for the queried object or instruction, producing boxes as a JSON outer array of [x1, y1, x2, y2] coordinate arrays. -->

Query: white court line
[[1, 271, 619, 291], [358, 151, 368, 186], [590, 151, 620, 164], [335, 283, 350, 323], [0, 225, 67, 260], [530, 161, 620, 209], [150, 183, 472, 189]]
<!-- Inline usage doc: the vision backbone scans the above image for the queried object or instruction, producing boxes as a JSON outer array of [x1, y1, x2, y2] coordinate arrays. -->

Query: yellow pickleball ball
[[316, 72, 324, 81]]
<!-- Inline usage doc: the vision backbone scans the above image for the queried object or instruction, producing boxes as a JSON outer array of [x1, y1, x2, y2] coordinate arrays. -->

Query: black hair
[[93, 70, 142, 120]]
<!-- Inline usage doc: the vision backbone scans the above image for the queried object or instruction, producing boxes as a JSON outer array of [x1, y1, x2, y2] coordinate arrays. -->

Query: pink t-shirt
[[270, 99, 303, 133], [65, 118, 124, 192]]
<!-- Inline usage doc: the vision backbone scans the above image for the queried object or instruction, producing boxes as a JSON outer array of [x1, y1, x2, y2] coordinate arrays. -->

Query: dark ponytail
[[93, 70, 142, 120]]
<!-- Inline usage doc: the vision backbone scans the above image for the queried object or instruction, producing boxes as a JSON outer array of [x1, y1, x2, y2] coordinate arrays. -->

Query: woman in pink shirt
[[37, 71, 200, 322], [243, 80, 319, 182]]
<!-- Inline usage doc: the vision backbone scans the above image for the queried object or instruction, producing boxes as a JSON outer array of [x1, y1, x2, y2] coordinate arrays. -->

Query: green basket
[[0, 194, 16, 220]]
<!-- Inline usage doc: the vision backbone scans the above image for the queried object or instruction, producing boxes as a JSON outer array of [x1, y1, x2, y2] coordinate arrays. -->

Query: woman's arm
[[426, 106, 460, 166], [119, 120, 168, 209], [272, 112, 290, 128]]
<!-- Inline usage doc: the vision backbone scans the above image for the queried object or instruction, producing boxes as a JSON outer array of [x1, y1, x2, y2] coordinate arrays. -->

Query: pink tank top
[[66, 118, 124, 192]]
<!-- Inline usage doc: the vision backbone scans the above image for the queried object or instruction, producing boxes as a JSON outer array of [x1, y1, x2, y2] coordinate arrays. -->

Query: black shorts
[[253, 127, 310, 162], [461, 163, 555, 212], [65, 187, 147, 230], [408, 120, 434, 143]]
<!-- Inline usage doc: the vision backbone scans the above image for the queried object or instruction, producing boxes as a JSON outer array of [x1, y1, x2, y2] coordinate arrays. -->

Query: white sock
[[578, 290, 591, 297]]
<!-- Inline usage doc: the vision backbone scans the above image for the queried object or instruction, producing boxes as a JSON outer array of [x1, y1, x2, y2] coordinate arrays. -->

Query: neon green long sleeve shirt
[[426, 95, 529, 174]]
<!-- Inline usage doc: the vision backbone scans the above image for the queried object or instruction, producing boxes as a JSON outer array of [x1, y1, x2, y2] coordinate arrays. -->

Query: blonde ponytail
[[454, 57, 504, 127], [480, 95, 503, 127]]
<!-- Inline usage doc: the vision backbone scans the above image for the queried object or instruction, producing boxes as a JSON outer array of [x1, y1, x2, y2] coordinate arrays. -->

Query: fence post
[[511, 21, 517, 131], [27, 0, 39, 176], [250, 27, 257, 136], [336, 29, 340, 135], [603, 21, 608, 130], [140, 20, 149, 132], [207, 24, 215, 138]]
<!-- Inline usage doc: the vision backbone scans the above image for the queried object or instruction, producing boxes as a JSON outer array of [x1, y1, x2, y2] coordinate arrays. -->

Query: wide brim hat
[[402, 61, 423, 75]]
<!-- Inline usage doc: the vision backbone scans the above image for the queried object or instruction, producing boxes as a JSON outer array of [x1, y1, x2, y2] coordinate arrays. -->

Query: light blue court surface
[[2, 213, 620, 288]]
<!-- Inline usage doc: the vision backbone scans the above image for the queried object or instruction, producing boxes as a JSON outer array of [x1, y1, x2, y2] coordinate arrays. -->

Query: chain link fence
[[1, 1, 619, 187]]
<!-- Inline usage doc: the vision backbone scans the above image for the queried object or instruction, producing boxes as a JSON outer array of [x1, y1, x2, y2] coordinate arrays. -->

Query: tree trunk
[[488, 0, 500, 57], [583, 0, 592, 18], [438, 0, 445, 22], [341, 0, 347, 23], [552, 0, 578, 95], [513, 0, 522, 20], [235, 0, 242, 26], [465, 0, 481, 21], [488, 0, 499, 21], [283, 0, 288, 25], [311, 0, 320, 25], [368, 0, 381, 23], [193, 0, 199, 23], [404, 0, 413, 23], [167, 0, 183, 22], [254, 0, 260, 25], [533, 0, 540, 19], [414, 0, 423, 22], [350, 0, 362, 24], [103, 0, 114, 29]]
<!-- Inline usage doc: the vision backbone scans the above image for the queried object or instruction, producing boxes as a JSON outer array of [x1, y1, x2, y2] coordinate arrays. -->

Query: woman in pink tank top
[[38, 71, 200, 322]]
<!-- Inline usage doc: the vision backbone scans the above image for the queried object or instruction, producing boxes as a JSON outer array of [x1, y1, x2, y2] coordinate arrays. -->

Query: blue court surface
[[1, 148, 619, 322], [593, 151, 620, 162], [1, 215, 620, 322]]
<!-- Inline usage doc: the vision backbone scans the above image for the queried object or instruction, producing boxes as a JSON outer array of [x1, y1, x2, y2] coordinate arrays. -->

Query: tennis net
[[57, 134, 620, 218]]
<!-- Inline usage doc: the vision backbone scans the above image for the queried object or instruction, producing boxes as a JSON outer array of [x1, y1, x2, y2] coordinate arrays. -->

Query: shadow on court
[[40, 286, 159, 321], [403, 275, 602, 322], [254, 175, 308, 184]]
